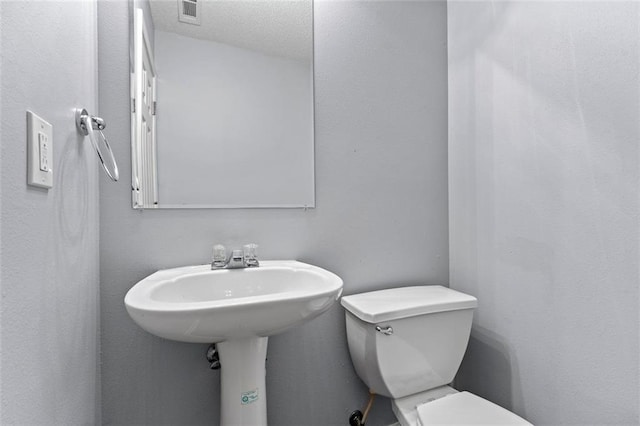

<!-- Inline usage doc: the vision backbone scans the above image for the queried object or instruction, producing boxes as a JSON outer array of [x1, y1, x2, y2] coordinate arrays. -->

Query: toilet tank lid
[[340, 286, 477, 323]]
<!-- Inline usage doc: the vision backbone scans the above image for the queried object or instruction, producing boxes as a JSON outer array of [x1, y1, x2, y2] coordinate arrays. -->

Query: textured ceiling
[[148, 0, 312, 60]]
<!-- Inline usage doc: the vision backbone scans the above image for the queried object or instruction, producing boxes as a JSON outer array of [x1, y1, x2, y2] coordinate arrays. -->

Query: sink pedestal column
[[217, 337, 269, 426]]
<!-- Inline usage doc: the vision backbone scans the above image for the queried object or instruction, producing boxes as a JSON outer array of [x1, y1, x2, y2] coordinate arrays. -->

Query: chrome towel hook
[[75, 108, 119, 182]]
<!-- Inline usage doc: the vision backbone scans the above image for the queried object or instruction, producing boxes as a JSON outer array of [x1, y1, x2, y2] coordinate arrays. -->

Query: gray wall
[[448, 1, 639, 425], [99, 0, 448, 425], [0, 1, 101, 424]]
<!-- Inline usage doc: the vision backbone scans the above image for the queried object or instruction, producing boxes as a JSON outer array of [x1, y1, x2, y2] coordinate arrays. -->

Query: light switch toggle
[[38, 132, 50, 172]]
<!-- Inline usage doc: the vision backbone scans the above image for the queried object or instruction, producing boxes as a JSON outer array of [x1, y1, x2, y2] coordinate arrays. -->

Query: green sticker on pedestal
[[241, 388, 259, 405]]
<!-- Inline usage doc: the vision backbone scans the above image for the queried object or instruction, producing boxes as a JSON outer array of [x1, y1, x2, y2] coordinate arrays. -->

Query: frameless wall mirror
[[130, 0, 315, 209]]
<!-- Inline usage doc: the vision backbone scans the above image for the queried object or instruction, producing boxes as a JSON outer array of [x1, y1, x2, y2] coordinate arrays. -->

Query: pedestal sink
[[124, 260, 343, 426]]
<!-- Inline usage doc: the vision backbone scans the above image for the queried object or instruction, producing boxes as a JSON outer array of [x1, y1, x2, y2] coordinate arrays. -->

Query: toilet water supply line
[[349, 391, 376, 426], [362, 391, 376, 424]]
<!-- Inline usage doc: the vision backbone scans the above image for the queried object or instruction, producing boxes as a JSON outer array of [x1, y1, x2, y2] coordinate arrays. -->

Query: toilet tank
[[341, 286, 477, 399]]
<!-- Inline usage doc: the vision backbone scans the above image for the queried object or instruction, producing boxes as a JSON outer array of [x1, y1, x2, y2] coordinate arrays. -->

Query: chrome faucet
[[211, 244, 260, 270]]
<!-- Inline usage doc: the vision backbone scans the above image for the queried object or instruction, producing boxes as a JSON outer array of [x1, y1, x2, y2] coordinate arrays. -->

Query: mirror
[[130, 0, 314, 209]]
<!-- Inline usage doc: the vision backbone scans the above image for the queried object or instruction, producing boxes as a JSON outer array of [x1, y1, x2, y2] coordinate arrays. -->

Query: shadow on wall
[[455, 326, 524, 417], [447, 1, 510, 64]]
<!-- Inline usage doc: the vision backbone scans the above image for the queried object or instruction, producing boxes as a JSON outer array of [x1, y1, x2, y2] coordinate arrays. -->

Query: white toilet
[[341, 285, 532, 425]]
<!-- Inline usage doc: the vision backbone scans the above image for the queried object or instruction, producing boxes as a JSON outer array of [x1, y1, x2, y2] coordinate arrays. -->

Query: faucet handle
[[243, 243, 259, 267], [212, 244, 227, 266]]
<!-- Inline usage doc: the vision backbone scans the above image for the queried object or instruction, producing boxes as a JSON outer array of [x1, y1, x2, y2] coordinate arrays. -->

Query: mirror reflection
[[131, 0, 315, 209]]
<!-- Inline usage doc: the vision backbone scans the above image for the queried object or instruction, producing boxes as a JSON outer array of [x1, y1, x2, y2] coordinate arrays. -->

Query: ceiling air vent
[[178, 0, 201, 26]]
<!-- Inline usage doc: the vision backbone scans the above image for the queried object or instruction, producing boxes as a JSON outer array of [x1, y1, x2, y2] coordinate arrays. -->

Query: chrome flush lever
[[375, 325, 394, 335]]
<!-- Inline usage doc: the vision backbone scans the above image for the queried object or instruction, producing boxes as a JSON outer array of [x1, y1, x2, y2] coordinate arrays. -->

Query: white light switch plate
[[27, 110, 53, 189]]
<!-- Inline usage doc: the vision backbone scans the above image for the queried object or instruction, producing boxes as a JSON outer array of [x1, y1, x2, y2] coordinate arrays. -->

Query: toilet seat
[[416, 392, 532, 425]]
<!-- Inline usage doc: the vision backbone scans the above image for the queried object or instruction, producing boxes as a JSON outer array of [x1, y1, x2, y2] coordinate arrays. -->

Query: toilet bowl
[[341, 286, 532, 426]]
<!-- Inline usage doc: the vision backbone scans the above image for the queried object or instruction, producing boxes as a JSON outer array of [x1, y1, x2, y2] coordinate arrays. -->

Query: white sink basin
[[125, 260, 343, 425], [124, 260, 344, 343]]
